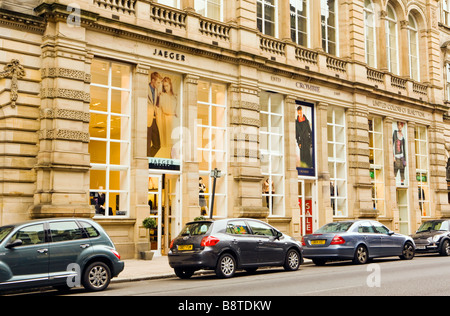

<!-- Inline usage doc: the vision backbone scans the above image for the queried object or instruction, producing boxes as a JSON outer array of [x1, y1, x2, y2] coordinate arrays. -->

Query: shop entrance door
[[298, 180, 316, 235], [397, 189, 409, 235], [148, 175, 162, 257], [163, 175, 181, 255], [148, 174, 182, 256]]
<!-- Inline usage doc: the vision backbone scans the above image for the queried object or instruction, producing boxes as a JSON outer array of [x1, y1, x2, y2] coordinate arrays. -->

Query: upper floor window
[[290, 0, 309, 47], [158, 0, 180, 8], [257, 0, 278, 37], [364, 0, 377, 68], [321, 0, 338, 56], [408, 15, 420, 81], [386, 3, 399, 75], [195, 0, 222, 21], [415, 126, 430, 217], [443, 0, 450, 26]]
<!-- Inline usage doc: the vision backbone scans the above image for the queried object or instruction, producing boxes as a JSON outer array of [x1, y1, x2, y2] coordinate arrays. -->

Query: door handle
[[37, 248, 48, 254], [80, 244, 90, 249]]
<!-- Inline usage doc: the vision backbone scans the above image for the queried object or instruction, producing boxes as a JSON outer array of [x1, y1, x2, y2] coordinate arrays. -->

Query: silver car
[[302, 220, 415, 265]]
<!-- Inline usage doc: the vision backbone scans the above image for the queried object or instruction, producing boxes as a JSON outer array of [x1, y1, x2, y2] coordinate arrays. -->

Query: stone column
[[229, 83, 267, 220], [347, 103, 374, 218], [182, 74, 201, 223], [316, 102, 332, 227], [31, 10, 92, 218]]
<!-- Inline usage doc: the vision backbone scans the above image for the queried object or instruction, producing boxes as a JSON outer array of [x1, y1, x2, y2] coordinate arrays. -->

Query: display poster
[[295, 100, 315, 177], [147, 71, 181, 170], [392, 121, 408, 186]]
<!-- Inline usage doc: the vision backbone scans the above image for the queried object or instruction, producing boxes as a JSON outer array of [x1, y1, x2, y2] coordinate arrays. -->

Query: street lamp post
[[209, 168, 222, 219]]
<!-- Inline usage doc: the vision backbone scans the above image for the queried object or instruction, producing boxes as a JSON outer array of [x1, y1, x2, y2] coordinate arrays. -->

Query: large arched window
[[385, 3, 399, 75], [364, 0, 377, 68], [408, 14, 420, 81]]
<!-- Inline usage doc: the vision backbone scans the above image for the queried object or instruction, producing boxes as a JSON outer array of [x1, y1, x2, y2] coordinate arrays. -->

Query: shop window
[[197, 80, 227, 218], [89, 59, 131, 217], [408, 15, 420, 82], [321, 0, 338, 56], [195, 0, 222, 21], [290, 0, 309, 47], [327, 107, 347, 217], [364, 0, 377, 68], [257, 0, 278, 37], [415, 126, 430, 217], [260, 92, 284, 217], [385, 3, 399, 75], [369, 117, 385, 216]]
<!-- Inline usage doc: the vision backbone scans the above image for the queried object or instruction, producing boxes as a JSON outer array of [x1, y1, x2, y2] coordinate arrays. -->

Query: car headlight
[[433, 235, 443, 242]]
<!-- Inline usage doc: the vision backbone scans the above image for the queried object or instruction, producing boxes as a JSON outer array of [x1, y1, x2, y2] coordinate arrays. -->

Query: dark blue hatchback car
[[0, 218, 124, 293]]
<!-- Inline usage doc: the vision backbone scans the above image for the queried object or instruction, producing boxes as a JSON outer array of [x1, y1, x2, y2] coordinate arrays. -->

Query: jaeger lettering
[[153, 49, 186, 62]]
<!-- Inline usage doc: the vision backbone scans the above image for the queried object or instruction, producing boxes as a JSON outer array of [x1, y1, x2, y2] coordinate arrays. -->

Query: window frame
[[407, 14, 420, 82], [89, 59, 132, 218], [195, 0, 224, 21], [414, 125, 430, 217], [385, 3, 399, 75], [364, 0, 377, 68], [257, 0, 279, 37], [369, 117, 385, 217], [197, 80, 228, 219], [321, 0, 339, 56], [290, 0, 310, 47], [260, 91, 285, 217]]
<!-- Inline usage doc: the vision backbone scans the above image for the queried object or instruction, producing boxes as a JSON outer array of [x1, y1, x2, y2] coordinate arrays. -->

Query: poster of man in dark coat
[[295, 101, 315, 176]]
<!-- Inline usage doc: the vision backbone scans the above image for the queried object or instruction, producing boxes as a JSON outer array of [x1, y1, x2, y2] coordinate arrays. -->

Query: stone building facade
[[0, 0, 449, 259]]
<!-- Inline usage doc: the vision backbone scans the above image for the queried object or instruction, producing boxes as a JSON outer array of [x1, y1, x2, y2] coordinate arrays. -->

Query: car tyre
[[439, 239, 450, 256], [400, 241, 415, 260], [353, 245, 369, 264], [215, 253, 236, 279], [174, 268, 195, 279], [284, 249, 301, 271], [82, 261, 111, 292]]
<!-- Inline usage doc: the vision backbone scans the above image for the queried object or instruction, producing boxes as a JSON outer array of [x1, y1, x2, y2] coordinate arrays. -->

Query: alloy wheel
[[216, 254, 236, 278], [400, 242, 415, 260], [353, 245, 368, 264]]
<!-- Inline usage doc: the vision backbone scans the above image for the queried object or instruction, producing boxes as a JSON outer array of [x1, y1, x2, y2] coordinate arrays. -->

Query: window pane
[[49, 221, 85, 242], [89, 140, 107, 164], [90, 86, 108, 112]]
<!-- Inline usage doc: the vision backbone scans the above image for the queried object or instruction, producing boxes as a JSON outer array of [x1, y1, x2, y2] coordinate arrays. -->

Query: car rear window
[[315, 222, 353, 233], [180, 222, 212, 236]]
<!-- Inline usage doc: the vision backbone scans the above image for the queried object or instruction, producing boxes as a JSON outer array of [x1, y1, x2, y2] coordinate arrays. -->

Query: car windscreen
[[315, 222, 354, 233], [180, 222, 212, 236], [417, 220, 448, 232], [0, 226, 14, 243]]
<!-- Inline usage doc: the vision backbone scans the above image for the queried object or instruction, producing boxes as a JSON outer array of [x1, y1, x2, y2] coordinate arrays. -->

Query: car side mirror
[[5, 239, 23, 249], [388, 231, 395, 236], [275, 231, 283, 240]]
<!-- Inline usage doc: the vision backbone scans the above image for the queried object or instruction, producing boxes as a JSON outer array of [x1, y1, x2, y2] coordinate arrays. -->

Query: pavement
[[112, 256, 312, 283]]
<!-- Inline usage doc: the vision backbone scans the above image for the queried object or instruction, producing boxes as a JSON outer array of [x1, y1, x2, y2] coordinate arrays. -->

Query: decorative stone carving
[[0, 59, 26, 108]]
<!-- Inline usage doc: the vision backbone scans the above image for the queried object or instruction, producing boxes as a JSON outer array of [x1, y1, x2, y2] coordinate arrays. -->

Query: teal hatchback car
[[0, 218, 124, 293]]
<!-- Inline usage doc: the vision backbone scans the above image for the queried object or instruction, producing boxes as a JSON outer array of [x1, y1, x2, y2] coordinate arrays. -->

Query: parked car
[[302, 220, 415, 265], [0, 218, 124, 293], [411, 220, 450, 256], [168, 218, 303, 279]]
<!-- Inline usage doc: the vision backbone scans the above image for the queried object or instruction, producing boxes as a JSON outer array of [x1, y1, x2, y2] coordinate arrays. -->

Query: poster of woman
[[147, 71, 181, 169], [295, 100, 315, 177], [392, 121, 408, 186]]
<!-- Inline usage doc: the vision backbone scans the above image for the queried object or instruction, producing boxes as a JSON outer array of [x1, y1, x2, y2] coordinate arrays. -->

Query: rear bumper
[[303, 245, 354, 260], [168, 249, 218, 271], [112, 260, 125, 278]]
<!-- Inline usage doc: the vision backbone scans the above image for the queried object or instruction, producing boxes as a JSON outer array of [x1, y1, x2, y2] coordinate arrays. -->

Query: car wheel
[[440, 240, 450, 256], [215, 253, 236, 279], [174, 268, 195, 279], [353, 245, 369, 264], [400, 242, 415, 260], [82, 261, 111, 292], [284, 249, 301, 271]]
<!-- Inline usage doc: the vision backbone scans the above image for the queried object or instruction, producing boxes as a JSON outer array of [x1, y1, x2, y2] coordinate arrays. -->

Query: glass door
[[148, 175, 162, 256], [163, 175, 181, 255], [298, 179, 316, 235], [397, 189, 409, 235]]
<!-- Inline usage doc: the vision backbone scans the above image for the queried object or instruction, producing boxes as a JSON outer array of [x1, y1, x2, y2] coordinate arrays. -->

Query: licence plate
[[416, 246, 426, 250], [311, 240, 326, 245], [178, 245, 193, 251]]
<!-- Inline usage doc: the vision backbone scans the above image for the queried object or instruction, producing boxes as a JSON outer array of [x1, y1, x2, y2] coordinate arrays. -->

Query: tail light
[[170, 239, 174, 249], [301, 237, 306, 246], [110, 249, 121, 260], [201, 236, 220, 247], [331, 235, 345, 245]]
